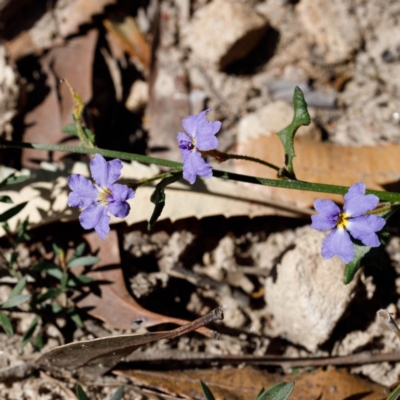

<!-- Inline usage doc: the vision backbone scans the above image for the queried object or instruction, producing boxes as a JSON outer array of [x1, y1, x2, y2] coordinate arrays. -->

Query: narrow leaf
[[0, 195, 12, 203], [9, 277, 27, 298], [344, 231, 389, 284], [0, 173, 30, 187], [258, 382, 295, 400], [0, 312, 13, 335], [200, 380, 216, 400], [68, 309, 84, 328], [36, 288, 62, 304], [148, 172, 182, 230], [276, 87, 311, 178], [0, 202, 28, 222], [386, 383, 400, 400], [67, 256, 100, 268], [21, 316, 39, 348], [62, 123, 78, 135], [34, 332, 44, 350], [76, 385, 89, 400], [110, 386, 124, 400], [71, 243, 86, 259], [1, 294, 31, 309]]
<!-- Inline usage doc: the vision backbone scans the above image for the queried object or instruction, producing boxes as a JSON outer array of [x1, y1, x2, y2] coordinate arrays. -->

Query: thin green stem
[[2, 139, 400, 202], [131, 171, 182, 189], [224, 153, 280, 172]]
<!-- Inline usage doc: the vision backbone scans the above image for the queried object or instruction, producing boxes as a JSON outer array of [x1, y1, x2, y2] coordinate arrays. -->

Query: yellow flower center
[[98, 187, 112, 205], [337, 211, 349, 229]]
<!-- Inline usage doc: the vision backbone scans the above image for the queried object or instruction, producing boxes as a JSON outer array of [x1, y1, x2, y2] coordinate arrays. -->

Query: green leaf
[[71, 243, 86, 259], [0, 202, 28, 222], [76, 385, 89, 400], [0, 312, 13, 335], [36, 288, 62, 304], [386, 383, 400, 400], [52, 243, 64, 259], [62, 123, 78, 135], [67, 275, 93, 287], [51, 304, 63, 313], [32, 262, 62, 280], [9, 277, 27, 298], [63, 123, 95, 146], [0, 195, 12, 203], [21, 316, 39, 348], [344, 231, 389, 284], [200, 380, 216, 400], [148, 172, 182, 231], [16, 217, 30, 242], [60, 273, 68, 291], [276, 87, 310, 178], [110, 386, 124, 400], [0, 173, 30, 188], [256, 382, 295, 400], [68, 308, 83, 328], [1, 294, 31, 309], [34, 332, 44, 350], [67, 256, 100, 268]]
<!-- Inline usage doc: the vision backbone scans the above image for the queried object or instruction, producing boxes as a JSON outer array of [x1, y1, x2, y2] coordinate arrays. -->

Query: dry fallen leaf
[[116, 366, 387, 400], [73, 230, 216, 337], [36, 307, 223, 378], [234, 132, 400, 206]]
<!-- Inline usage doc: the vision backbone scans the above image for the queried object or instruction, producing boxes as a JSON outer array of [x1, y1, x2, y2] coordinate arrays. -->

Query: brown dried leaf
[[116, 366, 387, 400], [73, 230, 216, 338], [103, 16, 151, 74], [234, 133, 400, 206], [22, 30, 97, 168], [36, 307, 223, 378]]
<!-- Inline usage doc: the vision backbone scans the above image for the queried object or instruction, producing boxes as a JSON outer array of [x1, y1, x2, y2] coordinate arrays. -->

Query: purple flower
[[68, 154, 134, 239], [177, 109, 221, 184], [311, 182, 385, 263]]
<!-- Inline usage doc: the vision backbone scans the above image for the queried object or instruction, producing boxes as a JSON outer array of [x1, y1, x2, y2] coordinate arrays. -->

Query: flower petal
[[321, 228, 354, 263], [90, 154, 122, 188], [67, 174, 98, 208], [343, 182, 379, 217], [182, 151, 212, 184], [194, 120, 221, 151], [79, 203, 110, 239], [311, 199, 340, 231], [181, 109, 210, 139], [347, 215, 386, 247], [108, 183, 134, 218]]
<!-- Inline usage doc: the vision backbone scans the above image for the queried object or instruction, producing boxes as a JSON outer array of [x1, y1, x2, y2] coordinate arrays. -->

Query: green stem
[[131, 171, 182, 189], [223, 153, 280, 172], [2, 139, 400, 202]]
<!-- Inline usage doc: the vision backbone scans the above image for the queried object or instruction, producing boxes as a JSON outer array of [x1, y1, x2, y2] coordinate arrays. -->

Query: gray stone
[[188, 0, 269, 69], [265, 227, 357, 352], [297, 0, 362, 63]]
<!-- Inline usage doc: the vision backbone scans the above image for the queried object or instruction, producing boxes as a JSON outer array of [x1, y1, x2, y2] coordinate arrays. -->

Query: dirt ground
[[1, 0, 400, 399]]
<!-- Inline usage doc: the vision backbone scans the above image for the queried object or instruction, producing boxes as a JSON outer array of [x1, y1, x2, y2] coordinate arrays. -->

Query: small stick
[[377, 309, 400, 341]]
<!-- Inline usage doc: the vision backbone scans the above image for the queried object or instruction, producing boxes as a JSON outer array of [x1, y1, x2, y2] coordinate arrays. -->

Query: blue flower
[[68, 154, 134, 239], [177, 109, 221, 184], [311, 182, 386, 263]]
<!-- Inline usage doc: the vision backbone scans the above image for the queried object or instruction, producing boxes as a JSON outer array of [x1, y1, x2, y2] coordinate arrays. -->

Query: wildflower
[[177, 109, 221, 184], [311, 182, 385, 263], [68, 154, 134, 239]]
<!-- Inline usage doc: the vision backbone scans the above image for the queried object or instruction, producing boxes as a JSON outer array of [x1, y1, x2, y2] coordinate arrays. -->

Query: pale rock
[[188, 0, 269, 68], [0, 45, 19, 140], [125, 80, 148, 112], [297, 0, 362, 63], [237, 100, 320, 142], [265, 227, 357, 352]]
